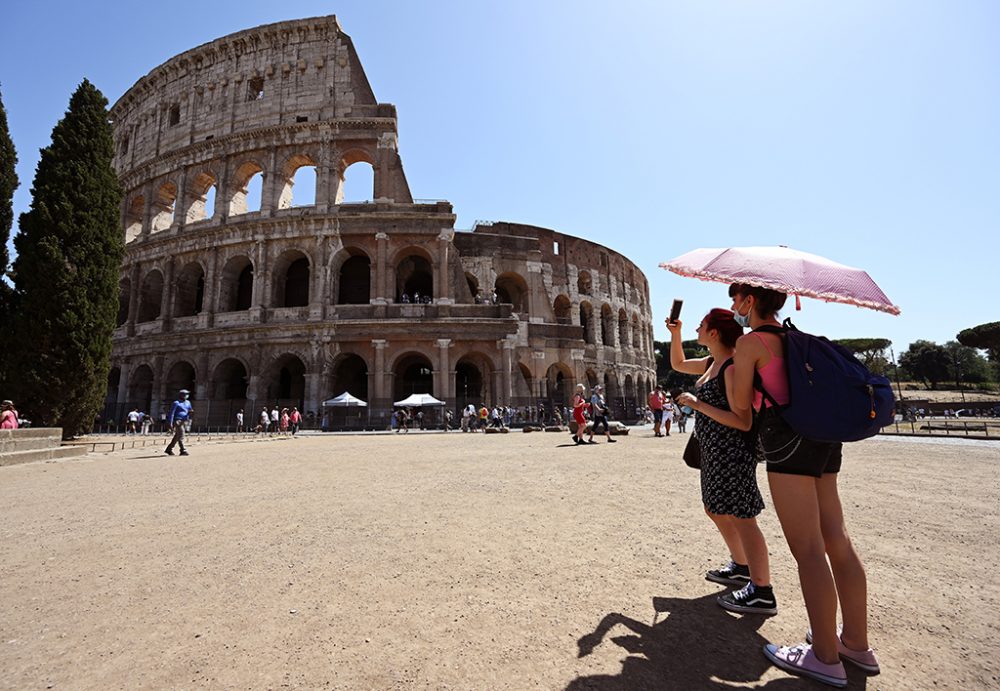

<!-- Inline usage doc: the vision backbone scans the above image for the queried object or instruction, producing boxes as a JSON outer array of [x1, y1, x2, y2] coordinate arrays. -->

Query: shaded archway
[[577, 271, 592, 296], [229, 161, 264, 216], [514, 362, 534, 406], [277, 153, 318, 209], [173, 262, 205, 317], [124, 195, 144, 243], [185, 171, 218, 223], [601, 304, 615, 347], [151, 182, 177, 233], [137, 270, 163, 323], [395, 253, 433, 301], [553, 295, 571, 324], [393, 353, 435, 400], [618, 308, 630, 349], [166, 361, 197, 399], [329, 354, 369, 400], [117, 278, 131, 326], [105, 367, 121, 420], [546, 363, 574, 408], [337, 251, 371, 305], [219, 255, 253, 312], [265, 354, 306, 408], [465, 273, 480, 302], [494, 272, 529, 313], [273, 250, 310, 308], [212, 358, 249, 400], [126, 364, 154, 414], [580, 301, 594, 345]]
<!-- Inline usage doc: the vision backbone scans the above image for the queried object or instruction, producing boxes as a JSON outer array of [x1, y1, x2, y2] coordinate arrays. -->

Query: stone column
[[435, 229, 454, 304], [500, 339, 514, 406], [304, 372, 322, 417], [141, 181, 154, 238], [126, 263, 140, 337], [250, 240, 266, 322], [373, 232, 389, 304], [161, 258, 175, 332], [117, 363, 129, 410], [371, 339, 388, 408], [261, 149, 279, 215], [435, 339, 452, 402], [199, 247, 219, 329], [173, 169, 188, 231]]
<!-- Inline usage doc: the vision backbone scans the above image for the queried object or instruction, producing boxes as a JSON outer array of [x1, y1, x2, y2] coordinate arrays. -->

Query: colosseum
[[106, 15, 657, 428]]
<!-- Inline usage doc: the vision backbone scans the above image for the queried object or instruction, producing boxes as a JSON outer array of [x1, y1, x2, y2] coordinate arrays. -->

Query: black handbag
[[683, 432, 701, 469]]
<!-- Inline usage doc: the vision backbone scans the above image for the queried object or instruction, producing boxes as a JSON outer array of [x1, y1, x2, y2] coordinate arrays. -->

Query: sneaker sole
[[806, 630, 881, 675], [718, 595, 777, 616], [705, 573, 751, 586], [762, 644, 847, 688]]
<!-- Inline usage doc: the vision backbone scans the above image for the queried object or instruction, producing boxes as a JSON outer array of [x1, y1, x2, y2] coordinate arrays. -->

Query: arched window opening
[[455, 359, 486, 411], [580, 302, 594, 345], [546, 364, 573, 408], [272, 251, 310, 308], [127, 365, 154, 414], [393, 353, 435, 401], [166, 361, 197, 399], [396, 254, 433, 301], [600, 304, 615, 346], [219, 256, 254, 312], [278, 154, 318, 209], [212, 359, 248, 400], [338, 159, 375, 204], [186, 172, 218, 223], [229, 162, 264, 216], [465, 273, 480, 302], [577, 271, 592, 296], [137, 270, 164, 323], [174, 263, 205, 317], [631, 316, 641, 355], [553, 295, 571, 324], [338, 253, 371, 304], [117, 279, 131, 326], [330, 354, 369, 400], [125, 195, 144, 243], [618, 309, 630, 349], [494, 272, 529, 313], [151, 182, 177, 233], [105, 367, 121, 415], [266, 355, 306, 407]]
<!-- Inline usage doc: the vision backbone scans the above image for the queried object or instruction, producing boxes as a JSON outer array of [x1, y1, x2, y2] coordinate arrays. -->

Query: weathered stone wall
[[106, 16, 656, 429]]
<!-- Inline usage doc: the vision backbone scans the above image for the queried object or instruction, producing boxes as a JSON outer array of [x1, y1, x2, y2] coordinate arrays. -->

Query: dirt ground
[[1, 428, 998, 690]]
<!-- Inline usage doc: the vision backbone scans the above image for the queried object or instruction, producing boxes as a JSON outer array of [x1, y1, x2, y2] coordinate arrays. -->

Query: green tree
[[833, 337, 892, 375], [0, 85, 18, 390], [943, 340, 991, 385], [7, 80, 123, 437], [654, 339, 709, 393], [957, 322, 1000, 363], [898, 340, 951, 390]]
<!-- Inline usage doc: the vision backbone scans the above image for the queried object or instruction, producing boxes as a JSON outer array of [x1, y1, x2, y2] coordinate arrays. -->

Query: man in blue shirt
[[164, 389, 193, 456]]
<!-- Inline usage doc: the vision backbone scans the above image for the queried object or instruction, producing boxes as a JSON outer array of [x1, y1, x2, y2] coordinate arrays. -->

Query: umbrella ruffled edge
[[658, 263, 901, 316]]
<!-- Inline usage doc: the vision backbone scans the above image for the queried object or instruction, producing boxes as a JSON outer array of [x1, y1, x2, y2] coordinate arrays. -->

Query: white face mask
[[734, 297, 752, 327]]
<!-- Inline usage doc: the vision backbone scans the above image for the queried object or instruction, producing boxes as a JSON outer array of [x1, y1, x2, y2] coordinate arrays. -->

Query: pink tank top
[[753, 332, 790, 411]]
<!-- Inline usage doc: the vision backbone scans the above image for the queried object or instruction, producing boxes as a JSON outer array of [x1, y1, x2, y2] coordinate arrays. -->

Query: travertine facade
[[106, 16, 656, 427]]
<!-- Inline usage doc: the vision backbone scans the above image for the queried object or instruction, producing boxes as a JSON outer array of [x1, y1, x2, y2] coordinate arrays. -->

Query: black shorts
[[757, 407, 842, 477], [653, 409, 663, 423]]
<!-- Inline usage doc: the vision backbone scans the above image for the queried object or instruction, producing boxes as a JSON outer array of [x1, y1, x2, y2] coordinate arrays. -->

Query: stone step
[[0, 444, 89, 468], [0, 428, 64, 454]]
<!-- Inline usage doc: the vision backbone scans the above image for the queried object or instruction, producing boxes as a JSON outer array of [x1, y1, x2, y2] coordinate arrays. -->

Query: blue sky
[[2, 0, 996, 354]]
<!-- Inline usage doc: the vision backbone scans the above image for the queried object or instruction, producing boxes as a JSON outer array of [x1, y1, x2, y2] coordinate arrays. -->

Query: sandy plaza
[[1, 430, 997, 690]]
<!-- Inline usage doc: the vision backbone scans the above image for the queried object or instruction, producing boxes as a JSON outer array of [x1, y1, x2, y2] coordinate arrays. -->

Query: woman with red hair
[[670, 308, 776, 616]]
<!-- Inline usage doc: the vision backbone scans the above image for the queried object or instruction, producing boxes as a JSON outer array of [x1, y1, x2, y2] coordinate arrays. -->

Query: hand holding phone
[[668, 299, 683, 325]]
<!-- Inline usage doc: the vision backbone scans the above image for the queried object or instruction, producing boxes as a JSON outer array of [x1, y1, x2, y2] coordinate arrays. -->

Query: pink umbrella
[[659, 246, 900, 315]]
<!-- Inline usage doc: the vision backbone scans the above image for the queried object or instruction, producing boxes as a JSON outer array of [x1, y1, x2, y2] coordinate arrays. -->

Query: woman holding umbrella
[[723, 284, 878, 687]]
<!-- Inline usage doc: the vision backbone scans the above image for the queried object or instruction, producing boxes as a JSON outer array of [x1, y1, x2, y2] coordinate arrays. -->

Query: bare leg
[[767, 472, 840, 665], [705, 507, 747, 565], [730, 516, 771, 586], [817, 473, 870, 651]]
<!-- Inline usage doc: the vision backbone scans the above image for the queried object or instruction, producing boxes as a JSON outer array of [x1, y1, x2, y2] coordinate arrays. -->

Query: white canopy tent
[[322, 392, 368, 407], [393, 393, 445, 407]]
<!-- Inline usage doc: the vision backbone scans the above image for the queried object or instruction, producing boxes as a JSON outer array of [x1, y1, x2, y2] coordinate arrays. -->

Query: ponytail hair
[[728, 283, 787, 320]]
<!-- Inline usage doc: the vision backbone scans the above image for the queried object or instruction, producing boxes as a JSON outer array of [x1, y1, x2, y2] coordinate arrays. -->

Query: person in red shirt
[[648, 385, 667, 437]]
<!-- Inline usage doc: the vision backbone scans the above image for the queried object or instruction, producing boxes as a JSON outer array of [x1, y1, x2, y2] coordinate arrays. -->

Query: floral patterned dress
[[694, 360, 764, 519]]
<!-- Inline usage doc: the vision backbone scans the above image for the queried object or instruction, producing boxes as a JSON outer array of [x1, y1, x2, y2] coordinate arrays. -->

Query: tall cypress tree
[[0, 85, 18, 390], [9, 80, 123, 437]]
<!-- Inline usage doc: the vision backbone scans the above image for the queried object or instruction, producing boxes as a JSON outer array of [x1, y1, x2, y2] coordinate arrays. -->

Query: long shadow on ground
[[569, 592, 869, 690]]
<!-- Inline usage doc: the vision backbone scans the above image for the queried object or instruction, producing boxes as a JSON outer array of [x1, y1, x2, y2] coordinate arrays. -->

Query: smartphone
[[668, 299, 683, 324]]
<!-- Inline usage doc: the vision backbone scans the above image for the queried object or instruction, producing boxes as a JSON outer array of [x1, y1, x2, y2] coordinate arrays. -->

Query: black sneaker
[[706, 560, 750, 586], [164, 449, 174, 456], [179, 451, 189, 456], [718, 582, 777, 615]]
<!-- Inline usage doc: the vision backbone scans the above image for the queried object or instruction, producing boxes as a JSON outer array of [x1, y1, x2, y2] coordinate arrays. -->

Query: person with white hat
[[164, 389, 193, 456]]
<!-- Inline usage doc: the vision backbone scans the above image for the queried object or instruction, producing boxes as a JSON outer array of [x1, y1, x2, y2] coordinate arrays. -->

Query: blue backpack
[[755, 320, 895, 443]]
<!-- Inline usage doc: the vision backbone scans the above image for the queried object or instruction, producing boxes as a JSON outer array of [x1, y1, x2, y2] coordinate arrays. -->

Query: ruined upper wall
[[110, 16, 387, 175]]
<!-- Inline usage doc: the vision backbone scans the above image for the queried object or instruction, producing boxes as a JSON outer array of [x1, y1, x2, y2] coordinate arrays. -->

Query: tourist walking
[[589, 386, 617, 443], [571, 384, 592, 445], [648, 386, 667, 437], [719, 284, 879, 687], [290, 407, 301, 434], [671, 309, 775, 617], [235, 409, 244, 433], [164, 389, 193, 456]]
